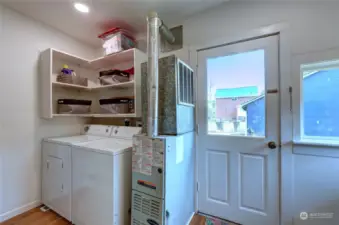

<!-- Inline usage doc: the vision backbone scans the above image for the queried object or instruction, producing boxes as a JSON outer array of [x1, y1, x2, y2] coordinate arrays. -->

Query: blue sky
[[207, 49, 265, 97]]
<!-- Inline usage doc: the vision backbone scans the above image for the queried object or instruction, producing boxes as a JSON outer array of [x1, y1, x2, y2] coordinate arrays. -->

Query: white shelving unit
[[41, 48, 146, 119]]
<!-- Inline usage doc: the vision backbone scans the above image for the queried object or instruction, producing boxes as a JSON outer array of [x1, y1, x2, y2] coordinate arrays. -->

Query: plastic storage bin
[[99, 97, 134, 114], [98, 28, 135, 55], [57, 99, 92, 114], [98, 69, 130, 85]]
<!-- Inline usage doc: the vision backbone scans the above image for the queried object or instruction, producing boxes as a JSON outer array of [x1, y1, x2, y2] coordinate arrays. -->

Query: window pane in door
[[207, 49, 265, 136], [302, 62, 339, 139]]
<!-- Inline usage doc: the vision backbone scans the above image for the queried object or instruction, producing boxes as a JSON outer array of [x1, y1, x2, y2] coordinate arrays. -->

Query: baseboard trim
[[186, 211, 196, 225], [0, 200, 41, 222]]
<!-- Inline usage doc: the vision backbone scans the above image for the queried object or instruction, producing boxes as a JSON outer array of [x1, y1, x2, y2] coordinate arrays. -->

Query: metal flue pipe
[[147, 12, 161, 137], [159, 22, 175, 44], [146, 12, 175, 137]]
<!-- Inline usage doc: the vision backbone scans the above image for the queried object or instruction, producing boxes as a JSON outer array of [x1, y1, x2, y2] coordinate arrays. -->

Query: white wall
[[184, 2, 339, 225], [0, 4, 94, 220], [184, 2, 339, 52], [174, 2, 339, 65]]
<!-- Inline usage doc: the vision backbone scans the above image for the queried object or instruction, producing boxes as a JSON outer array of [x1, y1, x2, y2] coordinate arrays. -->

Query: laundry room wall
[[182, 2, 339, 225], [170, 1, 339, 65], [0, 4, 95, 221]]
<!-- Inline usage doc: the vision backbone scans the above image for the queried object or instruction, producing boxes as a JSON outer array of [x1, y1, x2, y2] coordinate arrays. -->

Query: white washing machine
[[42, 125, 113, 221], [71, 126, 142, 225]]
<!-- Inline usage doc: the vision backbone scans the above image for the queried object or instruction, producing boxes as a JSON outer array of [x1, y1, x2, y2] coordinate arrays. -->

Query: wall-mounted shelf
[[41, 48, 146, 119], [89, 49, 134, 70], [51, 48, 134, 70], [52, 49, 90, 68], [52, 114, 92, 117], [52, 80, 135, 91], [52, 82, 90, 90], [93, 81, 135, 90], [92, 113, 137, 118], [52, 113, 137, 118]]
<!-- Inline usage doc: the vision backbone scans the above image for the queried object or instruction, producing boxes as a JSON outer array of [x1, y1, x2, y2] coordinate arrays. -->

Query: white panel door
[[197, 36, 280, 225]]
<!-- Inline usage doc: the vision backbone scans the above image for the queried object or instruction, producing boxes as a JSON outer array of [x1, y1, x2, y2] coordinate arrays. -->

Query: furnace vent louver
[[132, 218, 147, 225], [132, 218, 141, 225], [133, 192, 162, 221], [133, 193, 142, 212], [178, 60, 194, 106]]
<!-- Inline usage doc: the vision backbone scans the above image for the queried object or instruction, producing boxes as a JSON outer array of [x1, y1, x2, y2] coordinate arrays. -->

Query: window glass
[[207, 49, 265, 136], [302, 66, 339, 139]]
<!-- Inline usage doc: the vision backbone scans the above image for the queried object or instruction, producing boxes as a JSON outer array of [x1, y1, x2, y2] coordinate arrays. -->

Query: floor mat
[[205, 215, 239, 225]]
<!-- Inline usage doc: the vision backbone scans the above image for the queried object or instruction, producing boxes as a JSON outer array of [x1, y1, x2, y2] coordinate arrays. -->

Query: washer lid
[[73, 138, 132, 155], [46, 135, 107, 144]]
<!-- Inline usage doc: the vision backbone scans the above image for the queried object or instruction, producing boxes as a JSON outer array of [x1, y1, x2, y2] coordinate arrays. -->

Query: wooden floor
[[0, 207, 206, 225], [0, 207, 69, 225], [189, 214, 206, 225]]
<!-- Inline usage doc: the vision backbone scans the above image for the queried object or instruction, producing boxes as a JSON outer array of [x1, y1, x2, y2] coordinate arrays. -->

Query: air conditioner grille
[[178, 60, 194, 106]]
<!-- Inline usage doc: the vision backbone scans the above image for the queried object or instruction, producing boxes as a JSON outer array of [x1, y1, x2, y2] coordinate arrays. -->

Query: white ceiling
[[1, 0, 228, 47]]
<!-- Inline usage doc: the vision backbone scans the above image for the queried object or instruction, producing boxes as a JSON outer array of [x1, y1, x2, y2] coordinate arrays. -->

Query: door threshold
[[198, 212, 242, 225]]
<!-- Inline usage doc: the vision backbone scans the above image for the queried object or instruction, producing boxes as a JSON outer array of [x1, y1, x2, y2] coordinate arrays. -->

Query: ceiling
[[1, 0, 228, 47]]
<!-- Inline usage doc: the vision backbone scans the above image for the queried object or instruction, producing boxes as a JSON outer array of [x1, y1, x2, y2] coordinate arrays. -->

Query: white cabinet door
[[44, 156, 63, 207], [197, 36, 279, 225], [42, 142, 71, 221]]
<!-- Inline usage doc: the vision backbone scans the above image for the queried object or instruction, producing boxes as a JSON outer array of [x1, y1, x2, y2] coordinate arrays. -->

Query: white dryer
[[42, 125, 113, 221], [71, 126, 141, 225]]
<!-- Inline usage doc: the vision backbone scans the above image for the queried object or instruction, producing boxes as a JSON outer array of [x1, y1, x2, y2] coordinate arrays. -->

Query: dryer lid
[[111, 126, 142, 139], [83, 125, 113, 137], [74, 138, 132, 155]]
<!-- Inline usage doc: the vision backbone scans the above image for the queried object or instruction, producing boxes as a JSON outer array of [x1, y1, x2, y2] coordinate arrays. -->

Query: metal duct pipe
[[159, 22, 175, 44], [147, 12, 175, 137], [147, 12, 161, 137]]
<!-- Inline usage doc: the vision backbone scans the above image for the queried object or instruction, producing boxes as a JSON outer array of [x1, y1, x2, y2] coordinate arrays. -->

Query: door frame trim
[[197, 33, 279, 52]]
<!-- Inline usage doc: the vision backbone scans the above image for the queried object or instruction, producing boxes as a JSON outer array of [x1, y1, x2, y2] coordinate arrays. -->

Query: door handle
[[268, 141, 277, 149]]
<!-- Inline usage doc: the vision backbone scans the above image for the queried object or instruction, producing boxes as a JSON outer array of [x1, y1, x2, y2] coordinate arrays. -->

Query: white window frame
[[294, 51, 339, 143]]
